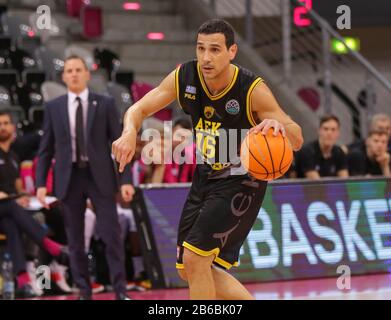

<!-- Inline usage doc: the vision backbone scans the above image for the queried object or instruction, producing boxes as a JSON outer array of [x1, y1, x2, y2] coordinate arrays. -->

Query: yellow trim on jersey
[[183, 241, 220, 257], [175, 65, 184, 109], [180, 242, 239, 270], [197, 62, 239, 101], [246, 77, 264, 127], [176, 263, 185, 269], [214, 258, 239, 269]]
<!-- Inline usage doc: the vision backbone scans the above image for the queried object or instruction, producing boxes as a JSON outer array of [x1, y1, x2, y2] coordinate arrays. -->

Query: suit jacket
[[36, 92, 131, 200]]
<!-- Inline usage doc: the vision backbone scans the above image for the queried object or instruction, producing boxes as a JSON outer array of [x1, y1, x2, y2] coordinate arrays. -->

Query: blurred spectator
[[145, 129, 169, 183], [84, 199, 96, 256], [21, 156, 72, 294], [11, 129, 42, 162], [348, 129, 390, 177], [283, 156, 298, 179], [169, 117, 196, 183], [130, 135, 149, 185], [11, 134, 41, 162], [295, 115, 348, 179], [83, 194, 147, 292], [83, 199, 105, 294], [0, 110, 67, 298], [139, 118, 196, 184], [349, 113, 391, 153], [116, 195, 148, 291]]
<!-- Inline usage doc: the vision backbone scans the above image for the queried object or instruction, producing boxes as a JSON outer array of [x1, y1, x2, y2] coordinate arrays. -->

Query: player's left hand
[[121, 184, 135, 203], [249, 119, 286, 137]]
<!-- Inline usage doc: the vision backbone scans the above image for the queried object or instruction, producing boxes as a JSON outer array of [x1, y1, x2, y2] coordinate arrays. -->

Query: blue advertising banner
[[140, 178, 391, 287]]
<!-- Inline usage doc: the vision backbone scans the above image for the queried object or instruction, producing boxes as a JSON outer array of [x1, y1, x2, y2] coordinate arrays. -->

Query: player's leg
[[183, 248, 216, 299], [212, 265, 254, 300], [177, 170, 266, 300], [207, 176, 267, 300], [176, 166, 209, 291], [178, 262, 253, 300]]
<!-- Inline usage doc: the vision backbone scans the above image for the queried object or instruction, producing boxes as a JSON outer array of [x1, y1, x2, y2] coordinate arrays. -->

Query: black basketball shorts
[[176, 165, 268, 270]]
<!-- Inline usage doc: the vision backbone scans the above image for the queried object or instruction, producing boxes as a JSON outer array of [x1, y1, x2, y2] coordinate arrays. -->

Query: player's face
[[0, 115, 15, 142], [318, 119, 340, 147], [196, 33, 237, 80], [62, 58, 90, 94], [366, 134, 388, 157]]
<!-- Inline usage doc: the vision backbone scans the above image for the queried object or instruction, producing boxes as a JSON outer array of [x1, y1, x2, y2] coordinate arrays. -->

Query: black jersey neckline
[[196, 62, 239, 101]]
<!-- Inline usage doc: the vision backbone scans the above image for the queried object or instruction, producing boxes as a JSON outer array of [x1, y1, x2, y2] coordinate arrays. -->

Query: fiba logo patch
[[225, 99, 240, 115]]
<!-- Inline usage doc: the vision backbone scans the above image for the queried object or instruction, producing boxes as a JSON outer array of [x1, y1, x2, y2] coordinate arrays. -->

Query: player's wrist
[[122, 126, 137, 136]]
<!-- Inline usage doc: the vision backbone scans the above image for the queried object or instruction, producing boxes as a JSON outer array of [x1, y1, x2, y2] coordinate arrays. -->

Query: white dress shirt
[[68, 88, 89, 162]]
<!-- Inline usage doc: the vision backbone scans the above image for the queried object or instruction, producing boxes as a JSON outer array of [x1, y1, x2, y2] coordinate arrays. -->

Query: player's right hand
[[36, 187, 49, 209], [112, 130, 136, 173]]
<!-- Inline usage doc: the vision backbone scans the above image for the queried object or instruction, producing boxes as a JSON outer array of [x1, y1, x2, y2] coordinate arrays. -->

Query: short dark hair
[[63, 54, 88, 71], [367, 129, 389, 138], [197, 19, 235, 49], [173, 117, 192, 130], [0, 109, 13, 122], [319, 114, 340, 128]]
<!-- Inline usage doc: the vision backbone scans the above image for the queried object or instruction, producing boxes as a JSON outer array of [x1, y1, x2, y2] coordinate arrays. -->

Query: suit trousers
[[61, 164, 126, 297]]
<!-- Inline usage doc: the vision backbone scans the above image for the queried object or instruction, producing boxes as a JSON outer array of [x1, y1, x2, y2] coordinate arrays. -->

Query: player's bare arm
[[112, 70, 177, 172], [249, 81, 304, 151]]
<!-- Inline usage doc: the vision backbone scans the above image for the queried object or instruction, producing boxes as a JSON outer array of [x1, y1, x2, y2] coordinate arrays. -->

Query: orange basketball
[[240, 128, 293, 181]]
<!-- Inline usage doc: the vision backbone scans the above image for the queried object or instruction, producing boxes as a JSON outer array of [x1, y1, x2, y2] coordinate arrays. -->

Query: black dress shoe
[[17, 284, 39, 299], [116, 293, 132, 300], [55, 246, 70, 265]]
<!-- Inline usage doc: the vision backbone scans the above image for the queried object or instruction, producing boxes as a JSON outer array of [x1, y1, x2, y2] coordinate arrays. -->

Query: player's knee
[[177, 269, 188, 281], [183, 248, 213, 274]]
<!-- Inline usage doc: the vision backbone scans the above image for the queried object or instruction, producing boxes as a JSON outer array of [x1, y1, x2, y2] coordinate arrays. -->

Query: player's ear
[[229, 43, 238, 60]]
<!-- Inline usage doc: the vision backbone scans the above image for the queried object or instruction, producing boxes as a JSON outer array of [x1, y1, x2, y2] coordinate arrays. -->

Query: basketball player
[[113, 19, 303, 300]]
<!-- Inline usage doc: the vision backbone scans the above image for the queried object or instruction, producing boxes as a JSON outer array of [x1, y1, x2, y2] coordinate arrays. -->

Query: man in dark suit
[[36, 55, 134, 300]]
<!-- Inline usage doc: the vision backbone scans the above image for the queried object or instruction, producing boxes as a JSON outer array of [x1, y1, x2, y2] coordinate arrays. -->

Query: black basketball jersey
[[175, 60, 263, 171]]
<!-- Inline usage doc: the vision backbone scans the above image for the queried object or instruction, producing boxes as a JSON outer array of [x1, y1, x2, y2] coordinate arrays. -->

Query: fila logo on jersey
[[184, 85, 196, 100], [225, 99, 240, 115], [184, 93, 196, 100]]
